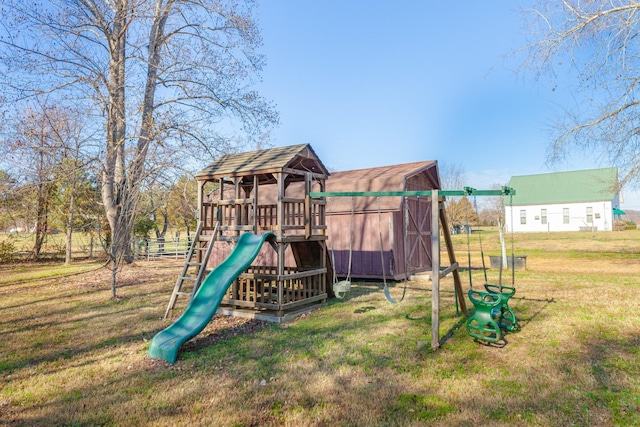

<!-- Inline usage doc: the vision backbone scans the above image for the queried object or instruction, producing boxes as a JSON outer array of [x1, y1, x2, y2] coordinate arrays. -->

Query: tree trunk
[[184, 219, 191, 243], [103, 1, 174, 297], [101, 3, 130, 298], [89, 233, 94, 258], [32, 188, 45, 259], [154, 206, 168, 253], [499, 222, 508, 270], [32, 181, 53, 260], [65, 187, 75, 264]]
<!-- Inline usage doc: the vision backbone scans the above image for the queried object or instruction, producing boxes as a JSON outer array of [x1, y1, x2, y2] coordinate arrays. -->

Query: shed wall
[[328, 199, 435, 280], [327, 211, 397, 279]]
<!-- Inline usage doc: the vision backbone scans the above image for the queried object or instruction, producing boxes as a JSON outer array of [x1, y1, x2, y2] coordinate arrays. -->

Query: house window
[[563, 208, 570, 224], [586, 207, 593, 223], [520, 210, 526, 225], [541, 209, 547, 225]]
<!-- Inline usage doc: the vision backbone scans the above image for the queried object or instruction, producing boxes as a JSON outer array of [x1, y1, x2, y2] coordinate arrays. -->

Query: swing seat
[[383, 283, 407, 304], [333, 280, 351, 299], [466, 289, 504, 343], [483, 283, 517, 331]]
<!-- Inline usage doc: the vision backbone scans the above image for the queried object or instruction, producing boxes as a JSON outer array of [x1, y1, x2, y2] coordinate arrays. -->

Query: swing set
[[463, 187, 519, 345], [311, 186, 517, 349]]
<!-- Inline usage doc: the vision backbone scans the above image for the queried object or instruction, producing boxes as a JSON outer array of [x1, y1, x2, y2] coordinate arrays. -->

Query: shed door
[[404, 196, 432, 272]]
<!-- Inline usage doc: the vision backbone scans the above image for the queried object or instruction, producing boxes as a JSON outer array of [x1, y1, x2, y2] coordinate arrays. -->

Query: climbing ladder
[[163, 221, 220, 319]]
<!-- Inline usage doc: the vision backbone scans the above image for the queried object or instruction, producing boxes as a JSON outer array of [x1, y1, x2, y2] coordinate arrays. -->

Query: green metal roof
[[508, 168, 618, 206]]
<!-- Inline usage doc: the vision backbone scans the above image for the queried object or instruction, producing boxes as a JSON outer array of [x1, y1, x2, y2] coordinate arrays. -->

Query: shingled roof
[[195, 144, 329, 180], [326, 161, 440, 212]]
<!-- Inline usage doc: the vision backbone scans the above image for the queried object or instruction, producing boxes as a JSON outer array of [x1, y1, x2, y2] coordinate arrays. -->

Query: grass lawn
[[1, 230, 639, 426]]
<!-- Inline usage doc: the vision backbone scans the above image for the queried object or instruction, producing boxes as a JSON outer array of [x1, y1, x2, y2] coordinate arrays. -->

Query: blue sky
[[255, 1, 640, 210]]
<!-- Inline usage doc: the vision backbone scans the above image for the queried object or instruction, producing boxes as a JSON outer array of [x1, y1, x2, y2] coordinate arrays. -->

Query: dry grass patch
[[1, 230, 639, 426]]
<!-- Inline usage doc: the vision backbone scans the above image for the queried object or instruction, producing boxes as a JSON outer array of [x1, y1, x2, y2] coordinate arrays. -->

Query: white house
[[505, 168, 623, 233]]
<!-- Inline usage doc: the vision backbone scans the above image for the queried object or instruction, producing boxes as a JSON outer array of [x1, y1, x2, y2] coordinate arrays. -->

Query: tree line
[[0, 0, 278, 297], [0, 107, 199, 264]]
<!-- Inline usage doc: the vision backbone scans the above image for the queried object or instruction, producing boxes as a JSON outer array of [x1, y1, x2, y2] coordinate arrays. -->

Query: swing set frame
[[310, 186, 516, 350]]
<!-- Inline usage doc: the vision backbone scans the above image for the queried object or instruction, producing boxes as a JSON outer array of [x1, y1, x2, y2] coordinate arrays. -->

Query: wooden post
[[196, 180, 205, 265], [403, 197, 410, 278], [218, 178, 224, 232], [319, 179, 328, 298], [276, 173, 287, 241], [197, 180, 204, 222], [320, 180, 326, 236], [431, 190, 440, 350], [253, 175, 259, 233], [276, 173, 287, 315], [234, 178, 241, 233], [439, 202, 467, 315], [304, 173, 312, 239]]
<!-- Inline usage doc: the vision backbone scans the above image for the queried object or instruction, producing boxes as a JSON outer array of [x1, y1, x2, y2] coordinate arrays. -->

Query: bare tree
[[2, 102, 99, 262], [2, 106, 65, 259], [0, 170, 23, 232], [143, 177, 172, 251], [0, 0, 278, 296], [55, 157, 98, 265], [439, 162, 468, 233], [27, 104, 97, 264], [166, 175, 198, 239], [439, 162, 466, 190], [523, 1, 640, 188]]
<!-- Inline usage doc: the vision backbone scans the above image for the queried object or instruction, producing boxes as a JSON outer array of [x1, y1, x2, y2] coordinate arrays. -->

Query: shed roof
[[508, 167, 618, 206], [327, 161, 440, 212], [195, 144, 329, 181]]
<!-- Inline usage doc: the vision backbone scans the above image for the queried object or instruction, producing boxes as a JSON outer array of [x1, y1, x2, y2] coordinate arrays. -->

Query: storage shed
[[325, 161, 441, 280]]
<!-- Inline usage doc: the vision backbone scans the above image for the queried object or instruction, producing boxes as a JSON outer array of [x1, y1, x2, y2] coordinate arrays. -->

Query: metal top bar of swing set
[[309, 185, 515, 351], [309, 186, 515, 198]]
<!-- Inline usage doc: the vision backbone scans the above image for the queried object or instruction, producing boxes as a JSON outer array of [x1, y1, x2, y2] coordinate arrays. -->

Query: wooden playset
[[160, 144, 518, 351]]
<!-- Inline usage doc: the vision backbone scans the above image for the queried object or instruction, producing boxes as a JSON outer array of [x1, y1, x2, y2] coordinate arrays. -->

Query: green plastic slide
[[148, 232, 275, 364]]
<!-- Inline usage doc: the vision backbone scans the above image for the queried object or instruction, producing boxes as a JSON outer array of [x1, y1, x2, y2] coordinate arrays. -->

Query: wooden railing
[[202, 197, 326, 236], [224, 266, 327, 309]]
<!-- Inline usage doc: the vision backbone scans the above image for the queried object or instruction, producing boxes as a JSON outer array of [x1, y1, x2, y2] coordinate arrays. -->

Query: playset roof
[[195, 144, 329, 182]]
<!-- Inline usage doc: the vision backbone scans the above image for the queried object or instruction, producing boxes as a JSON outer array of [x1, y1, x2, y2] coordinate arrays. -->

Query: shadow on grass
[[179, 316, 269, 355], [0, 286, 170, 333], [354, 306, 376, 313], [512, 296, 556, 329]]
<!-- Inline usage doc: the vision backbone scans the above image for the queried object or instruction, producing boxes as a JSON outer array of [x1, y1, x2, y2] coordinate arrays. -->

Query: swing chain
[[509, 191, 515, 286], [380, 196, 406, 304], [346, 196, 354, 283]]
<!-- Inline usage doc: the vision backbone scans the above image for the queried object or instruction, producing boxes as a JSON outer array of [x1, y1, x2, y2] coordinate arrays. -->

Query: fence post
[[134, 237, 140, 260]]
